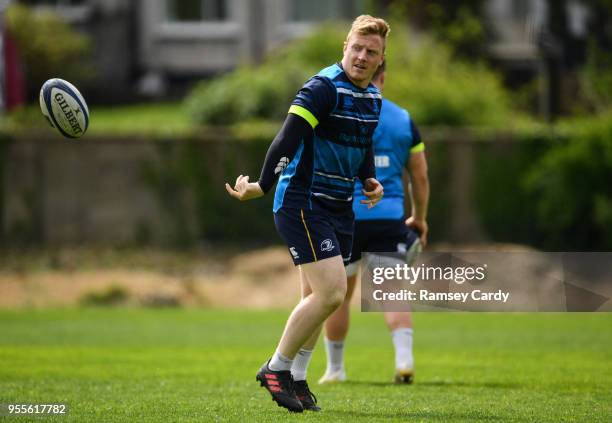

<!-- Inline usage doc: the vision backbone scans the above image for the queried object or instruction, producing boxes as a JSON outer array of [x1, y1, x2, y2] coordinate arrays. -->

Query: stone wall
[[1, 131, 536, 247]]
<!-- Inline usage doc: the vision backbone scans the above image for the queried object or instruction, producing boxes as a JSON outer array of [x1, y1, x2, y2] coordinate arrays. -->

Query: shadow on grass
[[339, 380, 520, 389]]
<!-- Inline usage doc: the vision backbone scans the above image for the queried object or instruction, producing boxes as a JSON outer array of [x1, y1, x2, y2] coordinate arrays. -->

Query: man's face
[[341, 33, 385, 88]]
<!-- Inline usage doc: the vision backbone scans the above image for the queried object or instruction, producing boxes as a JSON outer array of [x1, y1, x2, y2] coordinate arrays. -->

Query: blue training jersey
[[273, 63, 382, 214], [353, 98, 424, 220]]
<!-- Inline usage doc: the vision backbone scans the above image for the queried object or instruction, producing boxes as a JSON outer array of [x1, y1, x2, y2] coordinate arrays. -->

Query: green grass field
[[2, 103, 192, 137], [0, 309, 610, 422]]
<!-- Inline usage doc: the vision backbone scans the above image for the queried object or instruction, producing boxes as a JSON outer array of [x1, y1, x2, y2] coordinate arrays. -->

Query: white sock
[[392, 328, 414, 370], [269, 350, 293, 371], [290, 348, 313, 381], [324, 337, 345, 373]]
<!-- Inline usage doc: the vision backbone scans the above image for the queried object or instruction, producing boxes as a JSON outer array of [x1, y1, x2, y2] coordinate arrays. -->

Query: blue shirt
[[353, 98, 424, 220], [273, 63, 382, 214]]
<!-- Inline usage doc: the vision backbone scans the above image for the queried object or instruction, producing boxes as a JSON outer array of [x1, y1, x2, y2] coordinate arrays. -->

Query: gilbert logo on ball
[[39, 78, 89, 138]]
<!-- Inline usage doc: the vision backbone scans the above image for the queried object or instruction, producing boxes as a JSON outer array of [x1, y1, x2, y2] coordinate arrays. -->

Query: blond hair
[[346, 15, 391, 48]]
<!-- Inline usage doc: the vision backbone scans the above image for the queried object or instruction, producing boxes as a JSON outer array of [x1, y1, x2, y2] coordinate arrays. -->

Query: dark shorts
[[274, 207, 354, 266], [349, 219, 419, 264]]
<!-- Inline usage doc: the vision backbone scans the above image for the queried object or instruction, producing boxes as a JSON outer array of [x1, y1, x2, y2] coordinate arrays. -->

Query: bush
[[383, 34, 509, 126], [398, 1, 488, 59], [185, 24, 511, 127], [524, 110, 612, 249], [185, 25, 344, 125], [4, 4, 91, 99], [186, 63, 303, 125]]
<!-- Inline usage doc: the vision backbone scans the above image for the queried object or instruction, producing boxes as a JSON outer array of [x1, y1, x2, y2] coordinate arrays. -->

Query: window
[[166, 0, 227, 22], [289, 0, 362, 22]]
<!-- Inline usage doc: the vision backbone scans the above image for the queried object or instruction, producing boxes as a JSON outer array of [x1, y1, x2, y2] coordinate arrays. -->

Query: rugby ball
[[39, 78, 89, 138]]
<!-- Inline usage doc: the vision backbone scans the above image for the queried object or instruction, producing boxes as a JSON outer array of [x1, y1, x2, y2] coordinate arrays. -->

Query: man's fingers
[[362, 188, 384, 197], [361, 195, 383, 206], [225, 183, 241, 199], [235, 175, 244, 187], [225, 183, 235, 195], [362, 191, 378, 198]]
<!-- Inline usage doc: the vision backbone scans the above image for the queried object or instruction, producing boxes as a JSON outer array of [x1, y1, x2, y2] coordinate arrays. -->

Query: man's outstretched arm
[[225, 113, 313, 201]]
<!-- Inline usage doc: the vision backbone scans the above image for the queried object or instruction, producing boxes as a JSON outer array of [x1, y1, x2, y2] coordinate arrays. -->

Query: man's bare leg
[[285, 267, 338, 412], [272, 255, 347, 365], [290, 267, 325, 382], [319, 273, 358, 382]]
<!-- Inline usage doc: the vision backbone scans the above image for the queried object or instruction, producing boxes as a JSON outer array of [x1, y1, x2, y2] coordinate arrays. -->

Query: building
[[5, 0, 594, 103]]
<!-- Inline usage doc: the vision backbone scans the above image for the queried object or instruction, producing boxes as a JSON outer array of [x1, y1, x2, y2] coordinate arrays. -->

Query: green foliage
[[471, 112, 612, 250], [384, 31, 509, 126], [525, 110, 612, 249], [397, 0, 487, 58], [4, 4, 91, 96], [185, 64, 298, 125], [186, 24, 511, 127], [185, 25, 344, 125], [580, 40, 612, 113], [426, 5, 486, 58], [473, 132, 551, 245]]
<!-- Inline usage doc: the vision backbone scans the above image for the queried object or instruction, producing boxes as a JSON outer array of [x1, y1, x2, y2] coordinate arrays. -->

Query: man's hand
[[360, 178, 384, 209], [225, 175, 264, 201], [406, 216, 428, 247]]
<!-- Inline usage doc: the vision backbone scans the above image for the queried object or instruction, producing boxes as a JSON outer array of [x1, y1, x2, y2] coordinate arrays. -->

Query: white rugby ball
[[39, 78, 89, 138]]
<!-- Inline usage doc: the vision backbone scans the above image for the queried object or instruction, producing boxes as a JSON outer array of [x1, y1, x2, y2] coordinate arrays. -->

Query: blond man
[[227, 15, 389, 412]]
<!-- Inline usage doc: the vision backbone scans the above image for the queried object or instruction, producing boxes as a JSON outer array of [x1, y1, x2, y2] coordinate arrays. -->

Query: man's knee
[[301, 255, 347, 308], [318, 272, 347, 311], [327, 279, 347, 309]]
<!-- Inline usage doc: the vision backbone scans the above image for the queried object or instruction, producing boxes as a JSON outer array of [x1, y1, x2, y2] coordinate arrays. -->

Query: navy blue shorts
[[274, 207, 354, 266], [349, 219, 420, 264]]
